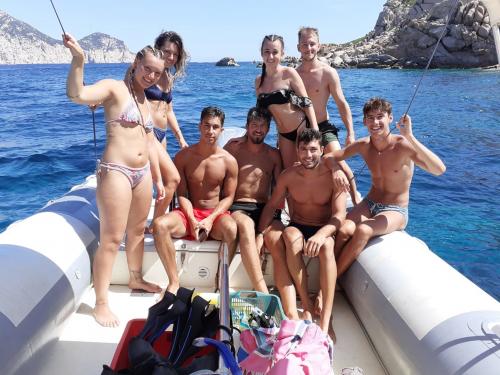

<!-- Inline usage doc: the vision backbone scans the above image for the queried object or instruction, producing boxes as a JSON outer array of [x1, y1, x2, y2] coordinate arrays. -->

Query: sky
[[2, 0, 387, 62]]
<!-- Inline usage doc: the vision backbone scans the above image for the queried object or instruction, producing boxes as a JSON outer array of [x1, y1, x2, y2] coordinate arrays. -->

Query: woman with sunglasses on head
[[256, 34, 318, 169], [146, 31, 189, 231], [64, 34, 165, 327]]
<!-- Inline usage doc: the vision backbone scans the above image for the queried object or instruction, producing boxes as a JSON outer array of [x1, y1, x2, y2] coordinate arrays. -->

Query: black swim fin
[[177, 305, 220, 367], [170, 296, 221, 367], [128, 336, 168, 375], [147, 297, 188, 344], [166, 287, 194, 361], [138, 290, 176, 339], [176, 351, 219, 375], [151, 364, 179, 375]]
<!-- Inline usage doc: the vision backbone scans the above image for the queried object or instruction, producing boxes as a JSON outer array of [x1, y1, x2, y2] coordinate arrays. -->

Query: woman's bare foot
[[93, 301, 120, 328], [128, 270, 162, 293]]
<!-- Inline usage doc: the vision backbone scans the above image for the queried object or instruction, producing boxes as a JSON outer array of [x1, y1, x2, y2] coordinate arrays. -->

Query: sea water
[[0, 63, 498, 299]]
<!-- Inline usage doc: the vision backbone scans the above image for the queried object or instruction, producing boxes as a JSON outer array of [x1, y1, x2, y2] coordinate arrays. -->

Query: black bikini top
[[145, 85, 173, 104], [256, 89, 312, 110]]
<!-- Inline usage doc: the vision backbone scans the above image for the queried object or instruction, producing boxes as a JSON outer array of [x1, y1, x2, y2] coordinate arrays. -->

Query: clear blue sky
[[2, 0, 386, 62]]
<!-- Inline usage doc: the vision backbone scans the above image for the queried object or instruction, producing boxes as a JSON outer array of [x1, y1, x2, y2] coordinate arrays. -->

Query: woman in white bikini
[[64, 33, 165, 327]]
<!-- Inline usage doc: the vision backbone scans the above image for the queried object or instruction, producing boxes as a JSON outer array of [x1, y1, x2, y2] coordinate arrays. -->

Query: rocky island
[[0, 10, 134, 64], [215, 57, 240, 67], [1, 1, 498, 68], [319, 0, 498, 68]]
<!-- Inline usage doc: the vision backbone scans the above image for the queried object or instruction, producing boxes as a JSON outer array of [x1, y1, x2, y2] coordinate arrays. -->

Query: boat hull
[[1, 139, 499, 374], [0, 176, 99, 375]]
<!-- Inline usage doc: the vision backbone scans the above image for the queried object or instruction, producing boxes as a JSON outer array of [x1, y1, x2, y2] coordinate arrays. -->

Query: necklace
[[374, 140, 391, 155]]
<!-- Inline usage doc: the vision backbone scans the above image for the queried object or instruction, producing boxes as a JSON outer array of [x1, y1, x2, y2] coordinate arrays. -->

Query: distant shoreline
[[1, 62, 498, 70]]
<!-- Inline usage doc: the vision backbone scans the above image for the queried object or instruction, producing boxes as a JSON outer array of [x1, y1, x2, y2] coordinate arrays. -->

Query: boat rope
[[352, 0, 460, 178]]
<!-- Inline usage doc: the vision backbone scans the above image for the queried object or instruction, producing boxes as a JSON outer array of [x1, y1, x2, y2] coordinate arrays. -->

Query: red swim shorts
[[173, 207, 230, 240]]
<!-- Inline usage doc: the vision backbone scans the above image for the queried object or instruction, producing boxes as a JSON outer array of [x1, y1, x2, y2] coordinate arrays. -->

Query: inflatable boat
[[0, 128, 499, 375]]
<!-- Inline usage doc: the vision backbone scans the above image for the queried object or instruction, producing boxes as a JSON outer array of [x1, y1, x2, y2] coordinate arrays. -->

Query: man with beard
[[152, 106, 238, 294], [296, 27, 360, 205], [224, 107, 283, 294], [258, 128, 346, 333]]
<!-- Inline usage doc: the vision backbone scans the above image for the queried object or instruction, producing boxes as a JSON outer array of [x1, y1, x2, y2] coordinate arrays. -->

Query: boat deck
[[14, 198, 387, 374], [16, 284, 387, 375]]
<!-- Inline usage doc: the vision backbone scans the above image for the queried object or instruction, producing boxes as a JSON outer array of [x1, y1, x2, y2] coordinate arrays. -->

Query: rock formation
[[321, 0, 497, 68], [0, 10, 135, 64], [78, 33, 135, 63], [282, 56, 300, 67], [215, 57, 240, 66]]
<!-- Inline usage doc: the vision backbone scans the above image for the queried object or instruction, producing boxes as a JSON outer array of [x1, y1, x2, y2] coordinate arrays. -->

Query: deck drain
[[198, 266, 210, 279]]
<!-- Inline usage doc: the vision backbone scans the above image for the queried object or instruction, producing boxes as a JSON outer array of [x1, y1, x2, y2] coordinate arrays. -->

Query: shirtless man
[[152, 106, 239, 293], [327, 97, 446, 277], [296, 27, 360, 205], [258, 128, 346, 333], [224, 107, 282, 294]]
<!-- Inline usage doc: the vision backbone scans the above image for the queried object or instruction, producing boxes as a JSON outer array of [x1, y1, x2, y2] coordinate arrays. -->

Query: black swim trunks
[[318, 120, 339, 146], [287, 221, 322, 241], [229, 201, 281, 227]]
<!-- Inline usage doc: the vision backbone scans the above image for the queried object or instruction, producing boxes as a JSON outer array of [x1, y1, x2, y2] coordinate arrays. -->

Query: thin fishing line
[[352, 0, 460, 179], [49, 0, 67, 36], [401, 0, 461, 119], [91, 108, 97, 161], [49, 0, 100, 167], [89, 103, 99, 167]]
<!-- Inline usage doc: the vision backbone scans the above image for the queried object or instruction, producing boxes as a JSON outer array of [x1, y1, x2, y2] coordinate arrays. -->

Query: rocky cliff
[[0, 10, 135, 64], [321, 0, 497, 68]]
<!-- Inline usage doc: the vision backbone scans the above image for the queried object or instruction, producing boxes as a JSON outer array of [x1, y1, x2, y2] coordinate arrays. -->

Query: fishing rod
[[49, 0, 99, 166], [49, 0, 67, 36], [401, 0, 461, 119], [352, 0, 460, 179]]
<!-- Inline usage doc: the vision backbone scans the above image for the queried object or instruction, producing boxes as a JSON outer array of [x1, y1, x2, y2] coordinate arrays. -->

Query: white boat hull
[[1, 134, 499, 373]]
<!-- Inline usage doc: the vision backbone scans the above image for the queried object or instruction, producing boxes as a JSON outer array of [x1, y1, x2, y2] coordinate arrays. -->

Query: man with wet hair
[[258, 128, 346, 333]]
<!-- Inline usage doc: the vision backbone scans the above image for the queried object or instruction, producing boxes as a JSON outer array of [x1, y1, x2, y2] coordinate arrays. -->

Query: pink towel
[[239, 320, 334, 375], [239, 325, 280, 374]]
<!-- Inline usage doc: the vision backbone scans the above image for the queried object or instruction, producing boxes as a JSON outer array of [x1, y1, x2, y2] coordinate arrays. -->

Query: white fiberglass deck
[[18, 285, 386, 375], [14, 200, 386, 375]]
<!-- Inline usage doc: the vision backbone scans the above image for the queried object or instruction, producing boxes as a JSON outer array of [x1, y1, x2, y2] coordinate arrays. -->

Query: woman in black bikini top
[[146, 31, 189, 232], [255, 34, 318, 169]]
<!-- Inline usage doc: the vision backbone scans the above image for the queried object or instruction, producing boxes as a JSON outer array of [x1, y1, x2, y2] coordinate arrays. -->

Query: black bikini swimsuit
[[144, 85, 173, 143], [256, 89, 312, 142], [145, 84, 173, 104]]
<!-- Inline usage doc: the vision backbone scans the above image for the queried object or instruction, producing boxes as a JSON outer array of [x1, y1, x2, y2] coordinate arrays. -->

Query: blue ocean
[[0, 63, 498, 299]]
